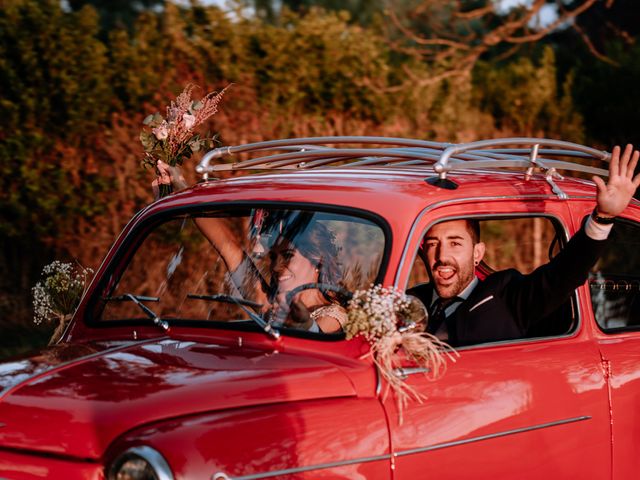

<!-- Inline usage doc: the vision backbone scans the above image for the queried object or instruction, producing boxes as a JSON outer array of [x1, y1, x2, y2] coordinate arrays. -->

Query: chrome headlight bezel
[[107, 445, 174, 480]]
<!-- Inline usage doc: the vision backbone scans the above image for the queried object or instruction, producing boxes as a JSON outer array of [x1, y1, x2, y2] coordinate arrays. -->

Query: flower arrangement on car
[[32, 261, 93, 344], [345, 284, 458, 420]]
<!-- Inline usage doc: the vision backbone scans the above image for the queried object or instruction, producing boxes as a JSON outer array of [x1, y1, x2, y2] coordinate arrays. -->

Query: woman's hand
[[151, 160, 189, 200], [286, 297, 315, 330], [268, 296, 314, 331]]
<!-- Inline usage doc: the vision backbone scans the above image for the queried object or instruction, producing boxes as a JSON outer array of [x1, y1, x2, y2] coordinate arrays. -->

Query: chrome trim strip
[[226, 453, 392, 480], [394, 416, 591, 457], [218, 416, 591, 479], [393, 367, 430, 380]]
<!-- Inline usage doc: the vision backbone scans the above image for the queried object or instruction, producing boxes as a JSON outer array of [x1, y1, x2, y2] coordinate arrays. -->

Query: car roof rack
[[195, 136, 610, 195]]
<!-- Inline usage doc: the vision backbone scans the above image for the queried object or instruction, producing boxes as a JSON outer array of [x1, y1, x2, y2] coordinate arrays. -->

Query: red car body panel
[[0, 338, 365, 459], [385, 338, 611, 479], [108, 399, 392, 479], [0, 450, 102, 480], [596, 335, 640, 479]]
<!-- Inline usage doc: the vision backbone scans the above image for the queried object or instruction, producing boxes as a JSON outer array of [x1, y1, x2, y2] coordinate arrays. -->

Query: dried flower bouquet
[[345, 284, 458, 422], [141, 84, 229, 197]]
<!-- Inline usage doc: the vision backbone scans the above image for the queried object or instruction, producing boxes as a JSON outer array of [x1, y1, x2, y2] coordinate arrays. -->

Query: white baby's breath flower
[[344, 284, 456, 423], [32, 261, 93, 326], [345, 284, 415, 341]]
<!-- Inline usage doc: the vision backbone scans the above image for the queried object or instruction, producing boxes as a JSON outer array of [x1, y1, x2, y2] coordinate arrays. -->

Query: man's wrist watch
[[591, 208, 616, 225]]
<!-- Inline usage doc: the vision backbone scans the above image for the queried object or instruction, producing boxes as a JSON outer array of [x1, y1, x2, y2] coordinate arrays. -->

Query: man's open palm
[[593, 144, 640, 217]]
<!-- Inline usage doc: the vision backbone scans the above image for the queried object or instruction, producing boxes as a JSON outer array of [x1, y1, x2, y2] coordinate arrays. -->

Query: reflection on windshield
[[98, 208, 385, 335]]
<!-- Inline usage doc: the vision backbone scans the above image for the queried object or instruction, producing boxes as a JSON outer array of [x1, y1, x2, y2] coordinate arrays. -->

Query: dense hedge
[[0, 0, 586, 356]]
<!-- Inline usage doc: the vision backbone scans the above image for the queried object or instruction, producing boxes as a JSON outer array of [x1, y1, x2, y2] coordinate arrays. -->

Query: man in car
[[409, 144, 640, 347]]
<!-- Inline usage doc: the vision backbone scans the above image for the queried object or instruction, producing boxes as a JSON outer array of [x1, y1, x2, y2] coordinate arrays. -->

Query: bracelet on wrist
[[591, 209, 616, 225]]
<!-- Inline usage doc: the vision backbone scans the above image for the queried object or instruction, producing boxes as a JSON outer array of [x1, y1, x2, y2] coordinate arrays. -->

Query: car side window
[[590, 219, 640, 332], [478, 217, 562, 274], [409, 217, 562, 284], [408, 215, 574, 342]]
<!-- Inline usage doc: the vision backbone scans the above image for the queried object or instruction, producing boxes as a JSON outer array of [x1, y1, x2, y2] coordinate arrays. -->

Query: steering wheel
[[284, 283, 352, 306]]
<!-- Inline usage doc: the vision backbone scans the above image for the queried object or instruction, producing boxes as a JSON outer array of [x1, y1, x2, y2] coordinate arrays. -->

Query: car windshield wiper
[[187, 293, 279, 339], [105, 293, 170, 332]]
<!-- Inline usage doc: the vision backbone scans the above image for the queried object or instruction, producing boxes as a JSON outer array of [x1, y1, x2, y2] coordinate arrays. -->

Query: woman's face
[[269, 242, 318, 299]]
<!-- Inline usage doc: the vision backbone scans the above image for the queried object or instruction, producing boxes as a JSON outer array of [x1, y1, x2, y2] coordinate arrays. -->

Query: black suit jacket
[[408, 227, 608, 347]]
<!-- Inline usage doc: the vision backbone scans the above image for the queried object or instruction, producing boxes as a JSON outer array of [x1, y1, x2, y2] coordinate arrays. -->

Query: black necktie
[[427, 297, 462, 335]]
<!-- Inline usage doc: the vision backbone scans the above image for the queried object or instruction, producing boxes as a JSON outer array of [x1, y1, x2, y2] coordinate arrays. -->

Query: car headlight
[[107, 446, 174, 480]]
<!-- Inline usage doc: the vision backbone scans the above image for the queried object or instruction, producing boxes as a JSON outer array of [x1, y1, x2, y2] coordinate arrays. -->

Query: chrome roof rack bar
[[441, 158, 608, 177], [482, 148, 597, 159], [434, 137, 610, 180], [196, 136, 447, 175], [525, 143, 540, 180], [203, 148, 444, 172], [195, 136, 611, 185]]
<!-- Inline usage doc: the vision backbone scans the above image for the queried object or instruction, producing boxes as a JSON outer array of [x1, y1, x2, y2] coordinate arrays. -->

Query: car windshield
[[95, 207, 386, 335]]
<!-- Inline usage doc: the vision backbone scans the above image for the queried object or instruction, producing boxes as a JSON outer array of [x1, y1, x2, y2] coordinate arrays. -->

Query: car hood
[[0, 338, 357, 459]]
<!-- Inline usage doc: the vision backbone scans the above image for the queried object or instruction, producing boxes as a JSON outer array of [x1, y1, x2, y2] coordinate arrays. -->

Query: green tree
[[67, 0, 165, 34], [0, 0, 114, 355], [245, 8, 391, 119], [248, 0, 384, 25], [474, 47, 584, 141], [548, 0, 640, 146], [0, 0, 112, 238]]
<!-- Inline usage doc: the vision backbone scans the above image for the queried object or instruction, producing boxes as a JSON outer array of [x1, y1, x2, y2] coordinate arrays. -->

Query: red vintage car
[[1, 137, 639, 479]]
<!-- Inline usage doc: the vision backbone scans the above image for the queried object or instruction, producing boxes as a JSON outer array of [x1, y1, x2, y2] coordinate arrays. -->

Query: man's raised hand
[[593, 144, 640, 217]]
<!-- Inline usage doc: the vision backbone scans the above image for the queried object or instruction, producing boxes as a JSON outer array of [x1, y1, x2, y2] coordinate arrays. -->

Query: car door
[[583, 202, 640, 479], [385, 200, 611, 479]]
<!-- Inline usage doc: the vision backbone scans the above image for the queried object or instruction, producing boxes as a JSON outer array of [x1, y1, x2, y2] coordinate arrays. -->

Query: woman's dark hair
[[292, 222, 341, 283], [286, 222, 344, 303]]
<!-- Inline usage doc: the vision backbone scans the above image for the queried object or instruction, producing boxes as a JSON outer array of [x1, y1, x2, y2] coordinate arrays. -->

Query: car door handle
[[393, 367, 431, 379]]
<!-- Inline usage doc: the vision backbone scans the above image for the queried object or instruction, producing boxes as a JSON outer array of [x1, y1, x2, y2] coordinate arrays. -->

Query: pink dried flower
[[183, 113, 196, 129], [152, 122, 169, 140]]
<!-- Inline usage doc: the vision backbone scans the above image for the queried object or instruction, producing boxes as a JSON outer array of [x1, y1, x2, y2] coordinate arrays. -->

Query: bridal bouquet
[[140, 84, 229, 197], [345, 284, 457, 421]]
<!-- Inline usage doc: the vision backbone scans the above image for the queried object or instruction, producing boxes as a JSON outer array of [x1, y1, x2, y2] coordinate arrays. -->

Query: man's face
[[423, 220, 485, 299]]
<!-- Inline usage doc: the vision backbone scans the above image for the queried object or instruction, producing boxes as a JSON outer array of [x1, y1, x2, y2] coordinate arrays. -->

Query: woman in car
[[153, 160, 348, 333]]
